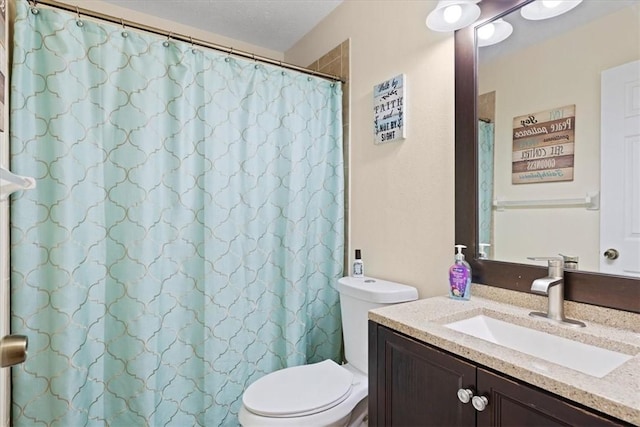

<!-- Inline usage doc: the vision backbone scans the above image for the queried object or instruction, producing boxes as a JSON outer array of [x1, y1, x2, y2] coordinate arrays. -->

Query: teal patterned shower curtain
[[9, 2, 344, 426], [478, 121, 494, 254]]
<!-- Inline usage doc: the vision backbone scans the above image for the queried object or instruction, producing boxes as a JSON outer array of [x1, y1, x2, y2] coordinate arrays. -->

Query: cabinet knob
[[457, 388, 474, 404], [472, 395, 489, 411]]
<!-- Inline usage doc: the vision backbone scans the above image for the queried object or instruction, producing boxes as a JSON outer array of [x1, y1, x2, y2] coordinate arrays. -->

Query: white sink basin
[[445, 315, 632, 378]]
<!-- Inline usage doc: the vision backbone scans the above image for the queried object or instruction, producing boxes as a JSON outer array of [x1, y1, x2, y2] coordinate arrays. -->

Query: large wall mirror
[[455, 0, 639, 313]]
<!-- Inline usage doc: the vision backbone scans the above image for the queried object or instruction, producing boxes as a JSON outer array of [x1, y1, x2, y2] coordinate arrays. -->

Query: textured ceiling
[[100, 0, 344, 52]]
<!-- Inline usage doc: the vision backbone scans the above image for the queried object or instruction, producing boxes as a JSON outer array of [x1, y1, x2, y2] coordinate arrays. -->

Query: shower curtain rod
[[29, 0, 345, 83]]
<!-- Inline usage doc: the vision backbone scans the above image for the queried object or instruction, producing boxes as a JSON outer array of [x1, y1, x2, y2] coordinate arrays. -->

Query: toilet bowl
[[238, 276, 418, 427], [238, 361, 368, 427]]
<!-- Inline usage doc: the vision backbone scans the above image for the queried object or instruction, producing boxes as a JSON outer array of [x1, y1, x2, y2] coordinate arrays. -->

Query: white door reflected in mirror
[[600, 60, 640, 278]]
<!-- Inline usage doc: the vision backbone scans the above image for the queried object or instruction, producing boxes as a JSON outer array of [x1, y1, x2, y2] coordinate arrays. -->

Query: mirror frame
[[454, 0, 639, 313]]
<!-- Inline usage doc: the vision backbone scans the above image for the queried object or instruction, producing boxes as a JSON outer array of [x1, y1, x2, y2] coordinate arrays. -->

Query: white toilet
[[238, 276, 418, 426]]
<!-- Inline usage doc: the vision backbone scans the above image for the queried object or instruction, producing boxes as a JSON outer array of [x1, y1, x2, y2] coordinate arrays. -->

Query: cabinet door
[[476, 368, 626, 427], [370, 323, 476, 427]]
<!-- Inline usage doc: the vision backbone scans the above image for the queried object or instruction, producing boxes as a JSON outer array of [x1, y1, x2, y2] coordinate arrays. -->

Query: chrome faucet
[[528, 257, 586, 328]]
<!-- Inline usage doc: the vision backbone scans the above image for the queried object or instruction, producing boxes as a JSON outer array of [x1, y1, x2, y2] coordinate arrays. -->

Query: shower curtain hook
[[190, 36, 196, 54], [163, 32, 172, 47], [120, 18, 128, 38], [28, 0, 39, 14], [75, 6, 84, 27]]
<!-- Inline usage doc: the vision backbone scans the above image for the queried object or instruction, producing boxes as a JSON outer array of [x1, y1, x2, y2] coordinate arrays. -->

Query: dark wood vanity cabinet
[[369, 321, 476, 426], [369, 322, 627, 427]]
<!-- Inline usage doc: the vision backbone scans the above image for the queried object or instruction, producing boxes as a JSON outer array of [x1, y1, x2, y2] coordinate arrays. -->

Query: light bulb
[[443, 4, 462, 24], [542, 0, 562, 8], [477, 23, 495, 40]]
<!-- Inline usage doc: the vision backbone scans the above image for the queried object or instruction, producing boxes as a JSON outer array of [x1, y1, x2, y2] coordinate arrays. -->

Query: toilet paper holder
[[0, 335, 28, 368]]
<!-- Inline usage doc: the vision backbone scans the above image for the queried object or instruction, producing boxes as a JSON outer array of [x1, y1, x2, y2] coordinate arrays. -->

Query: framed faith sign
[[373, 74, 405, 144]]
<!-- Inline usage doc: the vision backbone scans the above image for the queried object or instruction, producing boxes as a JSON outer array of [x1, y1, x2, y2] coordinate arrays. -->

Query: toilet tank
[[336, 276, 418, 374]]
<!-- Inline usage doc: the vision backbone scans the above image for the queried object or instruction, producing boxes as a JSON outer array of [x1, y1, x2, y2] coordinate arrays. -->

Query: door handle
[[603, 248, 619, 260], [0, 335, 28, 367]]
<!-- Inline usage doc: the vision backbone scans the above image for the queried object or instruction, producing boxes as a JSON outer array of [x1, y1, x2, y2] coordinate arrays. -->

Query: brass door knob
[[603, 248, 619, 260], [0, 335, 28, 368]]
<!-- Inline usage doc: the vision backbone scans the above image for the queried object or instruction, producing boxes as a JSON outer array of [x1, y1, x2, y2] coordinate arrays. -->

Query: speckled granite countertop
[[368, 285, 640, 425]]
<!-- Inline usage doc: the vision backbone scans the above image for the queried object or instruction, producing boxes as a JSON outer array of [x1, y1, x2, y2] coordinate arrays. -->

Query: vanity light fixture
[[520, 0, 583, 21], [477, 19, 513, 47], [426, 0, 481, 32]]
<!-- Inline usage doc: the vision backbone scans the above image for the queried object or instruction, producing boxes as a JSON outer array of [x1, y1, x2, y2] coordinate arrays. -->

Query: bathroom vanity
[[368, 286, 639, 426]]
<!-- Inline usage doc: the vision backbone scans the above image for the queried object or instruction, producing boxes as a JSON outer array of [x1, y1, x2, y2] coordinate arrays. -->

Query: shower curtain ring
[[120, 18, 128, 38], [75, 6, 84, 27], [29, 0, 39, 14], [163, 32, 172, 47]]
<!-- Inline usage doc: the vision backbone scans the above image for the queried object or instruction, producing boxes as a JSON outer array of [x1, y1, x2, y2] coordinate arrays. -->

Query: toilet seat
[[242, 360, 354, 418]]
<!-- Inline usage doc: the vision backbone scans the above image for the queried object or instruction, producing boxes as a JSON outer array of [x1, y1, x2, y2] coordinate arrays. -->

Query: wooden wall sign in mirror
[[454, 0, 639, 313]]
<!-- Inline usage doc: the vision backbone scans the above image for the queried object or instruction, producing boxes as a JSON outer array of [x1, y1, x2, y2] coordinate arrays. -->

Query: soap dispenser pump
[[449, 244, 471, 300]]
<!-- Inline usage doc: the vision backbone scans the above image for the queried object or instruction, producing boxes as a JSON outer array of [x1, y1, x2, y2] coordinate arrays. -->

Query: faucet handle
[[527, 257, 563, 276]]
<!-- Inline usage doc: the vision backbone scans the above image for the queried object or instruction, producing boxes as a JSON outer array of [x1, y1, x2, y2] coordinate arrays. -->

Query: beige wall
[[479, 6, 640, 272], [286, 1, 455, 297]]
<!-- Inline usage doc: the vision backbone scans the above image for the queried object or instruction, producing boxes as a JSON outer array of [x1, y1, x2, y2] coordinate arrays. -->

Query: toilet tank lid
[[337, 276, 418, 304]]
